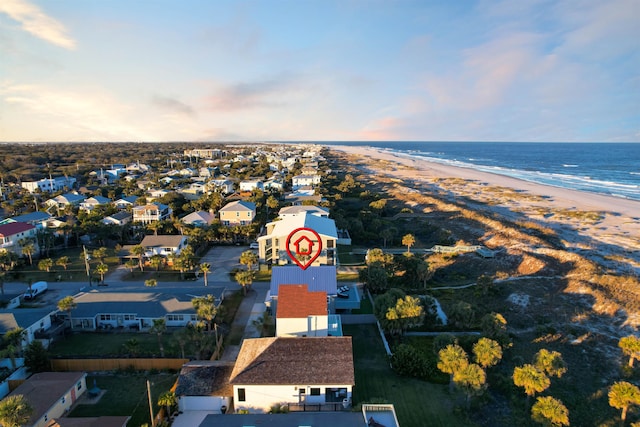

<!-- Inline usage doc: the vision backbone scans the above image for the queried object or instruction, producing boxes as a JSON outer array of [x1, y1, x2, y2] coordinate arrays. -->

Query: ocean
[[322, 142, 640, 201]]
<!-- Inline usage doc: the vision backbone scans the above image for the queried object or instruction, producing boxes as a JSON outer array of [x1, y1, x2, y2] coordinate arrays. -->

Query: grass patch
[[49, 332, 179, 358], [337, 272, 360, 282], [351, 296, 373, 314], [69, 372, 178, 427], [345, 324, 475, 427]]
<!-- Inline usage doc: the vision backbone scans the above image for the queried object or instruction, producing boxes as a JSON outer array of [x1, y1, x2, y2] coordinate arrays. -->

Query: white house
[[0, 308, 56, 346], [292, 174, 321, 189], [79, 196, 111, 212], [278, 205, 329, 218], [44, 193, 86, 210], [0, 222, 39, 258], [219, 201, 256, 226], [6, 372, 88, 427], [174, 361, 234, 413], [239, 180, 264, 192], [132, 202, 172, 224], [230, 337, 354, 413], [21, 176, 76, 193], [276, 284, 330, 337], [257, 212, 337, 267], [113, 195, 138, 209], [139, 235, 188, 258], [102, 211, 132, 226], [208, 178, 234, 194]]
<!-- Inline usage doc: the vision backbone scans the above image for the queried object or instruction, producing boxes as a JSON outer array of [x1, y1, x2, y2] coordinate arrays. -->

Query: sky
[[0, 0, 638, 143]]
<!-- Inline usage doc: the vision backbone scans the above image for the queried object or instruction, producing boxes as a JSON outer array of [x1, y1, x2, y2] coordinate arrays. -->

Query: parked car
[[249, 242, 259, 249], [23, 281, 48, 300]]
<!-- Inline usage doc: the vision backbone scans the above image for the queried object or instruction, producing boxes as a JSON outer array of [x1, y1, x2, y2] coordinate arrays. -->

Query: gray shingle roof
[[175, 361, 234, 397]]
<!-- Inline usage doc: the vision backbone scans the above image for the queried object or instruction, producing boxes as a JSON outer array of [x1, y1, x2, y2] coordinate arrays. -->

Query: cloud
[[151, 95, 195, 116], [0, 0, 75, 49], [205, 73, 302, 111]]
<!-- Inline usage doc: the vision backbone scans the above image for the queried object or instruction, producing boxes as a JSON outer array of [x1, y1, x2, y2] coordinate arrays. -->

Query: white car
[[249, 242, 259, 249]]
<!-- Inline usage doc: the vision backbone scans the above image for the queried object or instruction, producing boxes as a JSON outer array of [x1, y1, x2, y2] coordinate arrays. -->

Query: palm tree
[[200, 262, 211, 287], [619, 335, 640, 368], [157, 391, 177, 418], [239, 250, 258, 271], [609, 381, 640, 423], [19, 239, 36, 265], [92, 247, 108, 264], [149, 254, 164, 272], [513, 364, 551, 404], [123, 338, 140, 357], [145, 278, 158, 288], [234, 270, 254, 296], [534, 349, 567, 378], [0, 394, 33, 427], [56, 256, 70, 275], [473, 337, 503, 371], [531, 396, 570, 426], [37, 258, 54, 273], [57, 296, 77, 328], [131, 245, 146, 272], [125, 259, 139, 276], [150, 318, 167, 357], [402, 234, 415, 254], [95, 263, 108, 285], [192, 295, 217, 332], [380, 228, 396, 248], [437, 344, 469, 392], [453, 363, 486, 408]]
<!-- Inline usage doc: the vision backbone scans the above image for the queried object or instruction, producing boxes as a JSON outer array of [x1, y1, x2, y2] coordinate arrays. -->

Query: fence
[[50, 358, 189, 372], [286, 402, 346, 412]]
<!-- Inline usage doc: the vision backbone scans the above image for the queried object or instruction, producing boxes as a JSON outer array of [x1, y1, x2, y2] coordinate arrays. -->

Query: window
[[61, 396, 66, 404], [310, 388, 321, 396], [167, 314, 184, 321], [77, 381, 82, 390], [237, 388, 246, 402]]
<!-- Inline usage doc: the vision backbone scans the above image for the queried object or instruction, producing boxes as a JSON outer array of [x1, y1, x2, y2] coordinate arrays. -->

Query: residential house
[[278, 205, 329, 218], [181, 211, 215, 227], [174, 361, 234, 413], [292, 174, 321, 189], [113, 195, 138, 210], [230, 337, 354, 413], [6, 211, 52, 229], [239, 179, 263, 192], [184, 148, 226, 159], [263, 178, 284, 192], [79, 196, 111, 212], [0, 308, 56, 346], [21, 176, 76, 194], [267, 266, 338, 313], [197, 412, 385, 427], [219, 201, 256, 226], [44, 193, 86, 211], [102, 211, 132, 226], [132, 202, 172, 224], [67, 289, 224, 331], [283, 189, 323, 206], [0, 221, 39, 257], [208, 178, 234, 194], [257, 212, 337, 267], [139, 234, 188, 258], [276, 284, 342, 337], [5, 372, 87, 427], [148, 188, 171, 199]]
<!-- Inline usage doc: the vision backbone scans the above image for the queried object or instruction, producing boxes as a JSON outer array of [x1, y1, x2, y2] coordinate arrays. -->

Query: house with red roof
[[0, 221, 39, 257], [276, 284, 334, 337]]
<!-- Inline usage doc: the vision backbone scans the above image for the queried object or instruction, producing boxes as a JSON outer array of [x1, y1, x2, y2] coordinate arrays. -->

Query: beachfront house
[[257, 212, 337, 267], [230, 337, 354, 413], [276, 284, 342, 337]]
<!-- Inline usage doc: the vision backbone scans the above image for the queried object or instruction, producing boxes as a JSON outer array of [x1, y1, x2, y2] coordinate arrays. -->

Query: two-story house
[[219, 201, 256, 226], [0, 222, 39, 257], [132, 202, 172, 224]]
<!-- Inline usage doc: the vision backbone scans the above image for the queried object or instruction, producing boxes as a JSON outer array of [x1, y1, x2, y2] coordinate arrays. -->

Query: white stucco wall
[[178, 395, 230, 412], [276, 316, 328, 337], [233, 384, 352, 413]]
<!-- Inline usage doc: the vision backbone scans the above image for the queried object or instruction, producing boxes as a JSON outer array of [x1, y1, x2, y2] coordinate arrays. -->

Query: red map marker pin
[[285, 227, 323, 270]]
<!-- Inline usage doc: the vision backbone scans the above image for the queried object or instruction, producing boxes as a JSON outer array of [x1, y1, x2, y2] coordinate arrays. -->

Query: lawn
[[69, 372, 178, 427], [344, 324, 476, 427], [48, 332, 180, 358]]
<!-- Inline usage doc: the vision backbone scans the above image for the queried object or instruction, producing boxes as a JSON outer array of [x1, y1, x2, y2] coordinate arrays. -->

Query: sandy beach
[[330, 144, 640, 273]]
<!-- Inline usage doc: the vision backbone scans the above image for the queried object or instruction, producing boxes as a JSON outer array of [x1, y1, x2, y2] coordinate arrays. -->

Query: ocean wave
[[392, 149, 640, 201], [563, 164, 579, 168]]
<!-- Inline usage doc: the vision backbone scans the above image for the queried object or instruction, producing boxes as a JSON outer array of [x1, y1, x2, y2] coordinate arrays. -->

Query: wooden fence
[[50, 358, 189, 372]]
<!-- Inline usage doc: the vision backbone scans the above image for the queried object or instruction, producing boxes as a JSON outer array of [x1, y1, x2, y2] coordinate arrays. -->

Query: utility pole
[[147, 379, 155, 427], [83, 245, 91, 287]]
